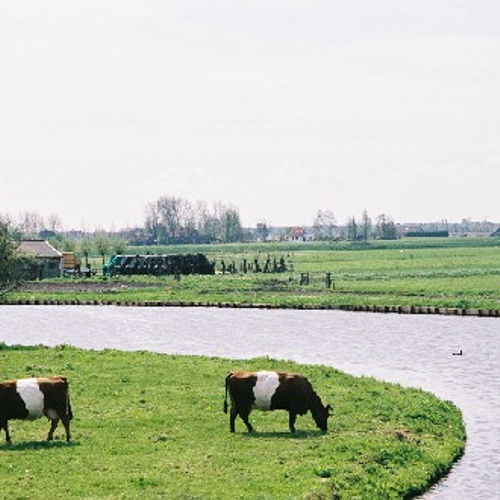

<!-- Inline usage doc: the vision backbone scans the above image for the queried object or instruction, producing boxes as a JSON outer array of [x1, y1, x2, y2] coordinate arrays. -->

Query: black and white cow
[[224, 370, 332, 433], [0, 376, 73, 443]]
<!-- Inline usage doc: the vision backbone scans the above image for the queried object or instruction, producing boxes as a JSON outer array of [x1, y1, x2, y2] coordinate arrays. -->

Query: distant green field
[[8, 237, 500, 311], [0, 345, 465, 499]]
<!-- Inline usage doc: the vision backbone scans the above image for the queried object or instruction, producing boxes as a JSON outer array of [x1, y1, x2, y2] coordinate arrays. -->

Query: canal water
[[1, 305, 499, 498]]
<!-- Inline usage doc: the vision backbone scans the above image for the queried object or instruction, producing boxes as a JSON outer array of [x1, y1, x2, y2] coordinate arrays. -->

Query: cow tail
[[61, 376, 74, 420], [67, 395, 74, 420], [223, 373, 231, 414], [66, 383, 73, 421]]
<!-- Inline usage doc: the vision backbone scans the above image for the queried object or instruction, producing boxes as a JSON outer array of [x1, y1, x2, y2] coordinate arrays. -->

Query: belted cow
[[0, 376, 73, 443], [224, 370, 332, 433]]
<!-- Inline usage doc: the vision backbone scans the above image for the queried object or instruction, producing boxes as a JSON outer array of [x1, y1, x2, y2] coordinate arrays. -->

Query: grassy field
[[7, 237, 500, 311], [0, 345, 465, 500]]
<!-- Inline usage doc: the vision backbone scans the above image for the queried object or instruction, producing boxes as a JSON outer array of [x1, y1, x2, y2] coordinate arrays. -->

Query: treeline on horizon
[[1, 195, 499, 248]]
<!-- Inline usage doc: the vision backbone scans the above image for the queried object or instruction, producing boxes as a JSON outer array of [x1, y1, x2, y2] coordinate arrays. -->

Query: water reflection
[[1, 305, 499, 499]]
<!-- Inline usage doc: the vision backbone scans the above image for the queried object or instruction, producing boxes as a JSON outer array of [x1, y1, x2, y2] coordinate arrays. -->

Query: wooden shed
[[18, 239, 63, 279]]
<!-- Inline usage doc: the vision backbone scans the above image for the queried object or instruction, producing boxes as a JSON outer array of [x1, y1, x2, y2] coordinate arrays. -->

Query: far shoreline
[[4, 297, 500, 318]]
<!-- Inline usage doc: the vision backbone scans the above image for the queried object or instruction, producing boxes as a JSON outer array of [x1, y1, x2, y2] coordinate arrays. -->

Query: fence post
[[325, 272, 332, 289]]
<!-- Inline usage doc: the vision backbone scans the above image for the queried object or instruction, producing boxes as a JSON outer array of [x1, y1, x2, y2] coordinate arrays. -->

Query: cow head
[[313, 404, 333, 432]]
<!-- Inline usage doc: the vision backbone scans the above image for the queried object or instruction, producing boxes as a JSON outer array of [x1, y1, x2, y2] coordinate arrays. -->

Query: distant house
[[490, 228, 500, 237], [288, 227, 313, 243], [18, 240, 63, 279]]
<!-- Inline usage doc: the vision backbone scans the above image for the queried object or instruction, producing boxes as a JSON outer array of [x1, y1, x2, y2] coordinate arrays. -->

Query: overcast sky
[[1, 1, 499, 230]]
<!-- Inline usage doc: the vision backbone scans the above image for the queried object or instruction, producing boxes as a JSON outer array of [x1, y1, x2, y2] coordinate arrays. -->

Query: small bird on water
[[452, 349, 463, 356]]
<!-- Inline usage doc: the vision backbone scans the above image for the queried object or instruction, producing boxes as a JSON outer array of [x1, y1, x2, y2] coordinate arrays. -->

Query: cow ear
[[326, 404, 333, 415]]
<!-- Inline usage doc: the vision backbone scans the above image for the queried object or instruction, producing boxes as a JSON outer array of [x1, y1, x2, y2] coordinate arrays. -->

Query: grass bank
[[0, 345, 465, 499], [7, 238, 500, 312]]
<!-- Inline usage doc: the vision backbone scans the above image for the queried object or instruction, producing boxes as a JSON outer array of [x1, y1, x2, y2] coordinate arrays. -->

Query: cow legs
[[229, 405, 254, 433], [61, 415, 71, 442], [45, 406, 71, 442], [0, 418, 11, 443], [47, 418, 59, 441], [47, 417, 71, 442], [288, 412, 297, 433], [230, 406, 238, 432], [239, 407, 254, 433]]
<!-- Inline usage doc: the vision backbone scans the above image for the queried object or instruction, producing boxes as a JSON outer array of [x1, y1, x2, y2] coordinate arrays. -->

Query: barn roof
[[18, 240, 62, 259], [289, 227, 306, 238]]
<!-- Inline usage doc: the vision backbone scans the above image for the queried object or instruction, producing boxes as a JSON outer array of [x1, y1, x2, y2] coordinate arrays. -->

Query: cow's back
[[270, 373, 311, 414]]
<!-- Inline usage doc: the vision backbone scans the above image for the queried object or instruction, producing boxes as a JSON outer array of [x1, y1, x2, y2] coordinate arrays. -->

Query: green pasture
[[0, 345, 465, 499], [7, 237, 500, 310]]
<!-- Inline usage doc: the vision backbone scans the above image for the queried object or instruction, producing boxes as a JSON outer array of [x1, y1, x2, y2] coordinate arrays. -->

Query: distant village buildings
[[288, 227, 314, 243]]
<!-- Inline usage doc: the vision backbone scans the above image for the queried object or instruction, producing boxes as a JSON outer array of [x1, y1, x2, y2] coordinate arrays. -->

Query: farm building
[[288, 227, 314, 243], [18, 239, 63, 279]]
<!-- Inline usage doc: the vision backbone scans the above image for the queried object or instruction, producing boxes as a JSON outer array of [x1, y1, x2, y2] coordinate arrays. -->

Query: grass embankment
[[0, 345, 465, 499], [7, 237, 500, 311]]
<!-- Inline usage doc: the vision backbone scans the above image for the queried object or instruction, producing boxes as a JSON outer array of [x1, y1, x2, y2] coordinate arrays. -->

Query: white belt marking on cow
[[16, 378, 45, 419], [253, 371, 280, 410]]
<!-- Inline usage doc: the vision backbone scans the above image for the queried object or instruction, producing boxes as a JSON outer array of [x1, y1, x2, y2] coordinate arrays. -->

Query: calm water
[[1, 305, 499, 498]]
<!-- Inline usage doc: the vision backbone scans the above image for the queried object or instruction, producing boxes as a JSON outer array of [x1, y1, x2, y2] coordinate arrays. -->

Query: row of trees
[[1, 205, 402, 248], [9, 199, 486, 248], [145, 197, 243, 245], [0, 211, 63, 238], [313, 210, 398, 241]]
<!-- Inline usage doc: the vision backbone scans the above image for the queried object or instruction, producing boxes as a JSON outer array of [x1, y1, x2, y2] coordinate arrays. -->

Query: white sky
[[1, 1, 499, 230]]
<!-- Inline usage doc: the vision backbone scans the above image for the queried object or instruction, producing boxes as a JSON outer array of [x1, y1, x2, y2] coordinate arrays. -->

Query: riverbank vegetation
[[7, 237, 500, 312], [0, 345, 465, 499]]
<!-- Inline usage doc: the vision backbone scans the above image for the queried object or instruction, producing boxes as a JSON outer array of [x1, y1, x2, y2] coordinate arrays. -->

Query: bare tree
[[156, 196, 185, 243], [94, 232, 110, 266], [361, 210, 372, 243], [79, 237, 93, 268], [0, 212, 14, 226], [313, 209, 337, 240], [179, 199, 197, 243], [145, 202, 161, 244], [196, 200, 219, 242], [19, 211, 44, 237], [375, 214, 397, 240], [346, 216, 358, 242], [47, 214, 63, 233], [256, 221, 269, 242], [220, 205, 242, 243]]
